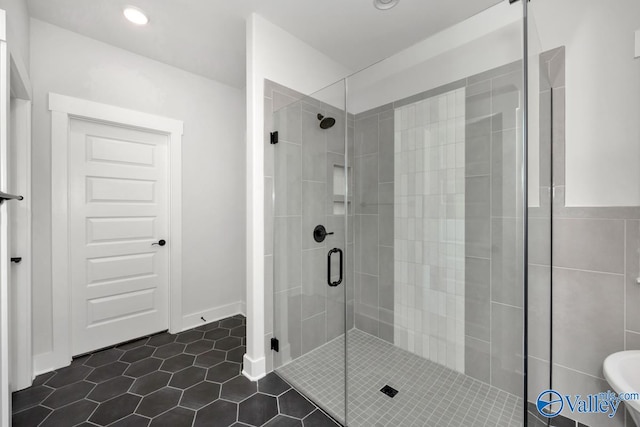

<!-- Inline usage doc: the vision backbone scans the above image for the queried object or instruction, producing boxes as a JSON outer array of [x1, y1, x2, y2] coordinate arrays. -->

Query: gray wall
[[264, 80, 354, 372], [353, 107, 395, 343]]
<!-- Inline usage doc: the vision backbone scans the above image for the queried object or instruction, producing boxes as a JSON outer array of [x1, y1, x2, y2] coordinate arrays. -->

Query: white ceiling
[[26, 0, 503, 89]]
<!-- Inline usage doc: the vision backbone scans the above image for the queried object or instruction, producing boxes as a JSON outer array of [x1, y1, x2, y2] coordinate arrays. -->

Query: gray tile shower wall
[[264, 80, 355, 372], [348, 47, 635, 427], [351, 61, 531, 397], [353, 107, 395, 344], [464, 60, 528, 397]]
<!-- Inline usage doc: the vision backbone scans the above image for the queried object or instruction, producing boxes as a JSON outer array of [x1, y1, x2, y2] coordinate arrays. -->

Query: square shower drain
[[380, 385, 398, 398]]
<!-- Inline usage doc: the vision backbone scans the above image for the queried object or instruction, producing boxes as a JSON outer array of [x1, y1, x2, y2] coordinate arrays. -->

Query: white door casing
[[69, 119, 169, 356], [9, 48, 33, 391], [9, 96, 32, 390], [0, 9, 10, 424], [46, 93, 183, 372]]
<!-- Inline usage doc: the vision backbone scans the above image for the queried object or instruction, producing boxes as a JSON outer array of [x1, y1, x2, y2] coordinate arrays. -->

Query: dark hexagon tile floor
[[12, 315, 341, 427]]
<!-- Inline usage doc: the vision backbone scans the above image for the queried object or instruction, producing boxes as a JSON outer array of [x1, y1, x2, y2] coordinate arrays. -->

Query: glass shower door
[[270, 80, 349, 424], [344, 2, 535, 426]]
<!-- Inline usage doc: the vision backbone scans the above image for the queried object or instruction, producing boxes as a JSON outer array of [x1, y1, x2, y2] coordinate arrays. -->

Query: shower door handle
[[327, 248, 343, 287]]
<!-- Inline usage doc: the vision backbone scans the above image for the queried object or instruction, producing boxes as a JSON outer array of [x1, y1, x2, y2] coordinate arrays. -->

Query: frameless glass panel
[[534, 1, 640, 426], [528, 2, 640, 427], [270, 79, 349, 424], [525, 3, 555, 425], [345, 1, 533, 425]]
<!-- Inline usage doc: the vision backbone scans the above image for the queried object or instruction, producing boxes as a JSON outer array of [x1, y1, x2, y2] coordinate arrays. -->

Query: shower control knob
[[313, 225, 334, 243]]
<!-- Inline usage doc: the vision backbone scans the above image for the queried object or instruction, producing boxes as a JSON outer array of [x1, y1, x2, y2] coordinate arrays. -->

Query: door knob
[[152, 239, 166, 247]]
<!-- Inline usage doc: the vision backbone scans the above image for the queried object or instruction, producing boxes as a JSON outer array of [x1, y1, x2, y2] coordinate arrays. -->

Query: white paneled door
[[68, 118, 170, 356]]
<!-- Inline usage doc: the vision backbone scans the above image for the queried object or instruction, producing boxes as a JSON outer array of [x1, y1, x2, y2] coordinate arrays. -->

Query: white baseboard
[[182, 301, 246, 332], [34, 351, 71, 378], [34, 301, 248, 378], [242, 354, 266, 381]]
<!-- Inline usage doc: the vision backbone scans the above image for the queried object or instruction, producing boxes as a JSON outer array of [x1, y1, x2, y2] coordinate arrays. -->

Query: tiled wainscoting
[[551, 212, 640, 427], [12, 315, 340, 427]]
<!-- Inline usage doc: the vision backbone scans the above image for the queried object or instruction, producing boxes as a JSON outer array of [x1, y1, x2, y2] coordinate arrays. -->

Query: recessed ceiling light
[[123, 7, 149, 25], [373, 0, 400, 10]]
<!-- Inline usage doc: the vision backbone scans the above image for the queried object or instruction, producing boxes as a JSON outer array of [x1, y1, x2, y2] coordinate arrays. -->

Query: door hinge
[[271, 337, 279, 352], [270, 131, 279, 145]]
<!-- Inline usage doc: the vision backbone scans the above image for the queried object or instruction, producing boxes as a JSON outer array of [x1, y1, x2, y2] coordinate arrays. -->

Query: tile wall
[[353, 62, 531, 397], [463, 61, 528, 396], [352, 106, 395, 343], [393, 89, 466, 372]]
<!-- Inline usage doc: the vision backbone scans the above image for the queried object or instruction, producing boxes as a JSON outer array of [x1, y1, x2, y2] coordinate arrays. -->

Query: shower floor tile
[[277, 329, 523, 427]]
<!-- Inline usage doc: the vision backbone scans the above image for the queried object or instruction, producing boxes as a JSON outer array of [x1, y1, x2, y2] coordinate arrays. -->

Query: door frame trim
[[9, 45, 33, 392], [0, 9, 9, 424], [46, 93, 183, 371]]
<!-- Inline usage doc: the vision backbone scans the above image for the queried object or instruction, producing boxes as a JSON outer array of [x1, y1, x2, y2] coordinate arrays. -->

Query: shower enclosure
[[267, 1, 552, 425]]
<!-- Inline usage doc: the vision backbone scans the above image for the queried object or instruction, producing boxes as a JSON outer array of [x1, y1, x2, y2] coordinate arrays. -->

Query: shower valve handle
[[313, 225, 334, 243]]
